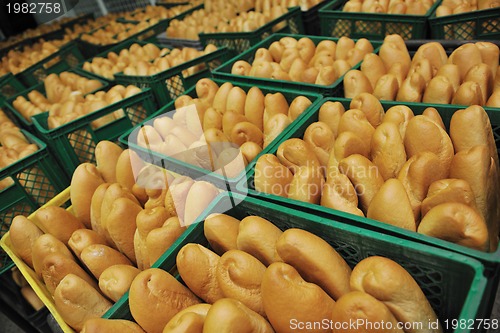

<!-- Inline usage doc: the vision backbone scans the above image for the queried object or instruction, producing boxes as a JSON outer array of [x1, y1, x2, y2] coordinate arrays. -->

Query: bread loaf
[[70, 163, 105, 228], [276, 228, 351, 300], [98, 264, 141, 302], [204, 213, 240, 255], [421, 179, 478, 217], [350, 256, 442, 333], [129, 268, 200, 333], [90, 182, 111, 238], [95, 141, 123, 183], [146, 216, 186, 267], [262, 262, 336, 333], [237, 216, 283, 266], [254, 154, 293, 197], [177, 244, 224, 303], [81, 318, 145, 333], [32, 234, 74, 278], [9, 216, 43, 269], [321, 174, 364, 217], [162, 304, 210, 333], [318, 101, 345, 137], [54, 274, 112, 332], [68, 229, 108, 259], [370, 122, 406, 180], [80, 244, 133, 279], [35, 206, 85, 245]]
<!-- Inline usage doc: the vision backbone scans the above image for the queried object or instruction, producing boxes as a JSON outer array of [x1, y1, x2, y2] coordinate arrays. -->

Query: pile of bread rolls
[[255, 0, 326, 11], [341, 0, 437, 14], [166, 4, 290, 40], [344, 34, 500, 107], [0, 38, 71, 75], [11, 71, 104, 122], [436, 0, 499, 16], [7, 140, 223, 331], [121, 3, 197, 21], [231, 36, 374, 85], [255, 95, 500, 252], [135, 78, 313, 176], [102, 213, 442, 333]]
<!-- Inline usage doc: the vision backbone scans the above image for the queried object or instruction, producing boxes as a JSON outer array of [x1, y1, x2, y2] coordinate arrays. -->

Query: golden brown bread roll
[[222, 111, 247, 138], [98, 264, 141, 302], [41, 252, 97, 295], [162, 304, 210, 333], [146, 216, 186, 266], [237, 216, 283, 266], [452, 81, 485, 106], [361, 53, 386, 90], [240, 141, 263, 163], [321, 174, 364, 217], [35, 206, 85, 245], [330, 131, 370, 176], [350, 93, 385, 128], [421, 179, 478, 217], [54, 274, 112, 332], [367, 178, 417, 231], [411, 42, 447, 76], [331, 291, 404, 333], [135, 206, 171, 269], [448, 43, 483, 81], [129, 268, 200, 333], [398, 152, 447, 222], [304, 122, 335, 168], [81, 318, 145, 333], [203, 107, 223, 131], [373, 73, 399, 101], [177, 244, 224, 304], [383, 105, 414, 139], [435, 64, 461, 92], [244, 87, 265, 131], [338, 109, 375, 148], [464, 63, 493, 104], [32, 234, 74, 278], [90, 182, 111, 238], [80, 244, 132, 279], [318, 101, 345, 137], [379, 35, 411, 72], [254, 154, 293, 197], [262, 262, 336, 333], [277, 138, 321, 175], [409, 58, 433, 83], [263, 92, 289, 125], [164, 177, 194, 222], [422, 107, 446, 130], [216, 250, 266, 316], [204, 213, 240, 255], [288, 96, 312, 122], [116, 149, 141, 191], [476, 42, 499, 77], [287, 165, 325, 205], [339, 154, 385, 213], [277, 228, 351, 300], [95, 141, 123, 183], [396, 72, 426, 103], [418, 203, 489, 251], [196, 78, 219, 107], [231, 121, 263, 147], [422, 76, 454, 104], [203, 298, 273, 333], [263, 113, 291, 148], [68, 229, 108, 259], [105, 197, 142, 264], [351, 256, 442, 333], [370, 122, 406, 180], [183, 181, 220, 227], [344, 70, 373, 98], [9, 216, 43, 269], [70, 163, 105, 228], [404, 115, 454, 173]]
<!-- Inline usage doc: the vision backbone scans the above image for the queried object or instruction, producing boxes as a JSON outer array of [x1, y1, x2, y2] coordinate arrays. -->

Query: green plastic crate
[[103, 192, 489, 333], [0, 131, 69, 275], [114, 46, 231, 105], [213, 33, 382, 97], [14, 41, 85, 88], [61, 13, 95, 31], [241, 98, 500, 320], [0, 74, 26, 103], [319, 0, 441, 40], [118, 80, 322, 189], [429, 8, 500, 40], [303, 0, 343, 35], [4, 69, 109, 131], [198, 7, 305, 57], [31, 88, 157, 178]]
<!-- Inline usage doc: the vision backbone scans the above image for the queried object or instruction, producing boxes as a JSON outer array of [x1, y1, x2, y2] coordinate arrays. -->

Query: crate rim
[[212, 33, 382, 95], [318, 0, 441, 18], [242, 96, 500, 270], [428, 6, 500, 22]]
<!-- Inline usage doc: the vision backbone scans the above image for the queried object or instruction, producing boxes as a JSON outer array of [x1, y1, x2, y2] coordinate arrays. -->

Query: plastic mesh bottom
[[165, 75, 186, 101], [327, 18, 417, 39], [126, 104, 149, 127], [68, 129, 96, 164], [17, 167, 57, 206], [0, 84, 18, 99]]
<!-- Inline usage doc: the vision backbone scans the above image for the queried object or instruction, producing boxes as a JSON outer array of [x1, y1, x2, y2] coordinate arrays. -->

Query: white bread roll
[[90, 182, 111, 239], [276, 228, 351, 300], [287, 165, 325, 205], [146, 217, 186, 267], [321, 174, 364, 217], [350, 256, 442, 333], [98, 264, 141, 302], [383, 105, 414, 139], [177, 244, 224, 304]]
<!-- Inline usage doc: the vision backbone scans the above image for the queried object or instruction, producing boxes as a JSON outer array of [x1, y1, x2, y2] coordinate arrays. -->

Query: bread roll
[[331, 291, 404, 333], [263, 113, 291, 148], [54, 274, 112, 332], [318, 101, 345, 137], [421, 179, 478, 217], [68, 229, 109, 260], [418, 203, 489, 251], [95, 141, 123, 183], [411, 42, 447, 75], [370, 122, 406, 180], [344, 70, 373, 98], [388, 63, 409, 88], [32, 234, 74, 278], [254, 154, 293, 197], [350, 93, 384, 128], [80, 244, 132, 279], [129, 268, 200, 333], [435, 64, 461, 92], [204, 214, 240, 255], [277, 138, 321, 175], [422, 107, 446, 130], [70, 163, 105, 228], [81, 318, 145, 333], [237, 216, 283, 266], [99, 264, 140, 302], [262, 262, 336, 333], [367, 178, 417, 231], [240, 142, 263, 164], [452, 81, 485, 106], [9, 216, 43, 269], [383, 105, 414, 139], [350, 256, 442, 333], [423, 76, 454, 104], [136, 206, 170, 239], [464, 63, 493, 104], [448, 43, 483, 81], [177, 244, 224, 303], [321, 174, 364, 217], [361, 53, 386, 90], [196, 78, 218, 106], [162, 304, 210, 333], [116, 149, 140, 190], [244, 87, 265, 131], [287, 165, 325, 204], [476, 42, 499, 77], [338, 109, 375, 148], [379, 35, 411, 72], [288, 96, 312, 122], [146, 216, 185, 266], [277, 228, 351, 300], [339, 154, 384, 213], [330, 131, 370, 175], [203, 298, 273, 333], [215, 249, 266, 315], [90, 182, 111, 238], [304, 122, 335, 168], [396, 72, 426, 103], [404, 115, 454, 173], [373, 74, 399, 101], [409, 58, 433, 83], [164, 177, 194, 221], [263, 92, 289, 125], [41, 252, 97, 295], [183, 181, 220, 226], [34, 206, 85, 245]]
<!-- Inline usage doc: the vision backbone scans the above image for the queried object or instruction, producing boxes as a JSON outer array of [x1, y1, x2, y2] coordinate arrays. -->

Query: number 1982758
[[444, 319, 499, 330], [6, 2, 62, 14]]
